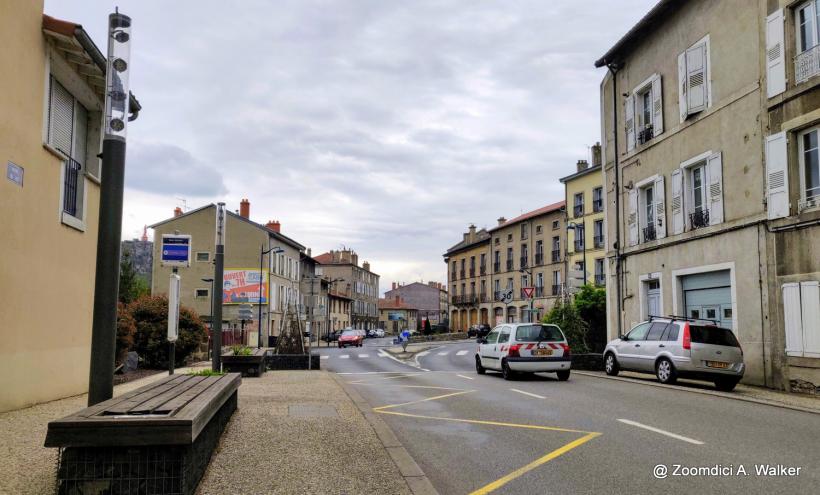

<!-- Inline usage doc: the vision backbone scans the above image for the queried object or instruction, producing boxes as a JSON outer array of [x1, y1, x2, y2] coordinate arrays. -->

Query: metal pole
[[258, 244, 264, 348], [212, 203, 225, 371], [583, 224, 588, 286], [609, 63, 624, 338]]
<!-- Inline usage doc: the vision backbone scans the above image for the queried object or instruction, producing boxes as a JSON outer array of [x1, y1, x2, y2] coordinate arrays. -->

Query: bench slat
[[103, 375, 191, 415], [128, 375, 207, 415], [156, 376, 222, 414]]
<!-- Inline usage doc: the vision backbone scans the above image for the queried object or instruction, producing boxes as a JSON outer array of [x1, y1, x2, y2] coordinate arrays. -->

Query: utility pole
[[88, 11, 134, 406], [211, 203, 226, 371]]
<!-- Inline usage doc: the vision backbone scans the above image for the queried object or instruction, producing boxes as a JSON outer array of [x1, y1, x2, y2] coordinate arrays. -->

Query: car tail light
[[508, 344, 521, 357], [559, 343, 571, 357], [682, 323, 691, 350]]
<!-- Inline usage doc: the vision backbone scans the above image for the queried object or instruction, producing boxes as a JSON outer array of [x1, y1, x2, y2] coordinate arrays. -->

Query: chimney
[[272, 220, 281, 233], [497, 217, 507, 226], [352, 253, 359, 266], [591, 142, 602, 167], [576, 159, 589, 172], [141, 225, 148, 242], [363, 261, 370, 271], [307, 247, 311, 256], [174, 207, 183, 217], [239, 198, 250, 219], [392, 282, 397, 290], [468, 224, 476, 242]]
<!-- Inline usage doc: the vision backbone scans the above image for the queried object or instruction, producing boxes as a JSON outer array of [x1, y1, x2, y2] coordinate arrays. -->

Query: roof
[[313, 251, 380, 276], [148, 203, 305, 251], [559, 164, 602, 184], [386, 282, 444, 293], [42, 15, 141, 115], [488, 200, 566, 233], [379, 298, 417, 310], [593, 0, 678, 68], [443, 228, 491, 257]]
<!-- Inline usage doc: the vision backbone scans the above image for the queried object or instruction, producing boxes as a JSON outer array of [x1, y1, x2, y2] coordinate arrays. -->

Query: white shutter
[[627, 189, 638, 246], [271, 282, 278, 311], [670, 169, 684, 234], [706, 152, 723, 225], [765, 132, 790, 219], [48, 77, 74, 154], [678, 52, 688, 122], [800, 281, 820, 357], [651, 74, 663, 135], [766, 9, 786, 98], [783, 283, 804, 356], [654, 175, 667, 239], [686, 43, 707, 113], [625, 94, 636, 152]]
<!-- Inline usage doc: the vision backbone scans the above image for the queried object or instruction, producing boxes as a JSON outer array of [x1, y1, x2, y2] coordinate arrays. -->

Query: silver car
[[603, 317, 745, 391]]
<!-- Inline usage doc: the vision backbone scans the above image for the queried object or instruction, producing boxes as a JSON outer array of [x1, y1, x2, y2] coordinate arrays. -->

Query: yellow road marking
[[381, 373, 420, 380], [374, 390, 474, 411], [375, 409, 590, 434], [468, 432, 601, 495]]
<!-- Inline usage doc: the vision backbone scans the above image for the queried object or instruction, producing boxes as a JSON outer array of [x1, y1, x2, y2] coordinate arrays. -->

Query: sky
[[45, 0, 657, 294]]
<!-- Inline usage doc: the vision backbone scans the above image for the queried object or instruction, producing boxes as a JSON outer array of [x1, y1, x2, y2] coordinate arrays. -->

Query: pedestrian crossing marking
[[417, 351, 429, 357], [339, 355, 349, 359], [320, 355, 329, 360], [358, 354, 369, 358], [456, 350, 469, 356], [437, 352, 449, 356]]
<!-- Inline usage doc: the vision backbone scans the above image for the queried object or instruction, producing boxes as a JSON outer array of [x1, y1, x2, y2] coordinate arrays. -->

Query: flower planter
[[221, 348, 267, 377]]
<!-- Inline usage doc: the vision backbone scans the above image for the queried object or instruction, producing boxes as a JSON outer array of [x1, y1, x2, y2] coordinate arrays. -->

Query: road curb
[[331, 373, 440, 495], [574, 371, 820, 415]]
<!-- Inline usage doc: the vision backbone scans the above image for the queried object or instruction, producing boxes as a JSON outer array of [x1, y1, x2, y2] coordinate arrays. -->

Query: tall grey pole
[[258, 244, 264, 348], [88, 11, 133, 406], [212, 203, 226, 371]]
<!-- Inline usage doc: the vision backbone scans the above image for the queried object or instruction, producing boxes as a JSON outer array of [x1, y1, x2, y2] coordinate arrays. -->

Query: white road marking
[[510, 388, 546, 399], [320, 355, 329, 360], [437, 352, 449, 356], [456, 350, 469, 356], [457, 374, 475, 380], [416, 351, 430, 357], [339, 355, 349, 359], [358, 354, 369, 358], [617, 419, 705, 445]]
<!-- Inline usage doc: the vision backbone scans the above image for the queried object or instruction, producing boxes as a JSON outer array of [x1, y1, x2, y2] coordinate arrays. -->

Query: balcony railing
[[689, 208, 710, 230], [62, 154, 82, 217], [479, 292, 489, 303], [480, 264, 487, 275], [642, 224, 656, 243], [637, 124, 654, 145], [493, 262, 501, 272], [573, 204, 584, 217], [798, 194, 820, 212], [551, 250, 560, 263], [450, 272, 457, 281], [534, 252, 544, 265], [535, 286, 544, 297], [595, 274, 605, 286], [593, 199, 603, 213], [574, 239, 585, 251], [520, 256, 528, 269], [452, 295, 478, 306], [796, 44, 820, 84], [459, 269, 465, 279], [469, 268, 475, 277], [551, 284, 561, 296], [506, 259, 513, 271], [593, 235, 604, 249]]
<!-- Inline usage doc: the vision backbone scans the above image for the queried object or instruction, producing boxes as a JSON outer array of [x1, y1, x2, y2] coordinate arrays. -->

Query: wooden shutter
[[686, 43, 707, 113], [800, 281, 820, 357], [706, 152, 723, 225], [765, 132, 790, 219], [627, 189, 638, 246], [48, 77, 74, 154], [654, 175, 667, 239], [625, 94, 636, 152], [651, 74, 663, 135], [766, 9, 786, 98], [783, 283, 804, 356], [678, 52, 688, 122], [670, 169, 684, 234]]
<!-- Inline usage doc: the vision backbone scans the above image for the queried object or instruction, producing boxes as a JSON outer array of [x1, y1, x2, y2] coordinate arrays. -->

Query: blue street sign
[[161, 234, 191, 267]]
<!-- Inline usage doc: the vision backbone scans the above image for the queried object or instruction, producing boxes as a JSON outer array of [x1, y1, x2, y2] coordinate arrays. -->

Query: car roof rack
[[647, 314, 720, 326]]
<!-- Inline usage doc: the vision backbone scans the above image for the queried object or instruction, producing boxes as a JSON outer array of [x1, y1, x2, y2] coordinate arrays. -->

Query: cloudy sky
[[45, 0, 655, 293]]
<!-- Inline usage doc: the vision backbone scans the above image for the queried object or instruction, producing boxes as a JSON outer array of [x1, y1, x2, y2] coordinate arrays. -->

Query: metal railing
[[479, 292, 489, 303], [479, 264, 486, 275], [689, 208, 710, 230], [798, 194, 820, 212], [593, 199, 603, 212], [642, 224, 656, 243], [534, 252, 544, 265], [506, 259, 513, 271], [638, 125, 654, 145], [62, 155, 82, 217], [595, 274, 605, 286], [535, 286, 544, 297], [593, 235, 604, 248], [469, 268, 475, 277], [493, 262, 501, 272], [450, 272, 457, 281], [551, 284, 561, 296], [520, 256, 528, 269], [573, 204, 584, 217], [574, 239, 584, 251], [796, 44, 820, 84], [459, 269, 465, 279], [551, 250, 560, 263]]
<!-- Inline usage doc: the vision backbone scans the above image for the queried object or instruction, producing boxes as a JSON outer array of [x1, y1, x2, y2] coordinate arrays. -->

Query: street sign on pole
[[168, 274, 180, 342], [522, 287, 535, 299], [161, 234, 191, 267], [567, 268, 586, 294], [499, 288, 514, 305]]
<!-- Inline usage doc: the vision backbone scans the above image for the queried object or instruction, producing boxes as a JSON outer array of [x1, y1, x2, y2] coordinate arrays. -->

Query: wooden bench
[[45, 373, 240, 495]]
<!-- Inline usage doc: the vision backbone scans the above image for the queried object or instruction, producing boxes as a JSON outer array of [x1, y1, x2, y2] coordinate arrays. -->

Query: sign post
[[522, 287, 535, 323], [167, 273, 180, 374], [161, 233, 189, 375]]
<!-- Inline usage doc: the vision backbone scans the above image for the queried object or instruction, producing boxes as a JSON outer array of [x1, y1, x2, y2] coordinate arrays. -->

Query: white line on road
[[456, 350, 469, 356], [457, 374, 475, 380], [416, 351, 430, 357], [358, 354, 369, 358], [437, 352, 449, 356], [510, 388, 546, 399], [320, 355, 329, 360], [339, 355, 349, 359], [617, 419, 705, 445]]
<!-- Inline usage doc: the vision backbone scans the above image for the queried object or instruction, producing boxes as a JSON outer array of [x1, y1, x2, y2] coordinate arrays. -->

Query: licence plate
[[705, 361, 730, 369], [533, 348, 553, 356]]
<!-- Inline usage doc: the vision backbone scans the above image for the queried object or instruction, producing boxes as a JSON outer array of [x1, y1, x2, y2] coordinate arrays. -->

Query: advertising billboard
[[388, 311, 404, 321], [223, 269, 268, 304]]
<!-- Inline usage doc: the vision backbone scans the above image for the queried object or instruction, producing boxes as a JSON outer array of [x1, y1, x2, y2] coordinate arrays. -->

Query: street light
[[567, 221, 587, 285], [259, 245, 284, 348]]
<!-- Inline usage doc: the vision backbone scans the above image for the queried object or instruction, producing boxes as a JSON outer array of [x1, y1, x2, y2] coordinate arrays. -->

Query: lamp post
[[518, 267, 534, 323], [202, 277, 214, 358], [259, 244, 283, 348], [211, 203, 226, 372], [567, 221, 587, 285]]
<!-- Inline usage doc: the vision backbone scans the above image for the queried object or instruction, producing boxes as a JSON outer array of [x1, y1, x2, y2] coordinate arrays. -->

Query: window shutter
[[685, 43, 707, 113], [678, 52, 688, 122], [766, 9, 786, 98], [783, 283, 804, 356], [654, 175, 667, 239], [765, 131, 789, 219], [48, 77, 74, 154], [74, 103, 88, 167], [627, 188, 638, 246], [706, 152, 723, 225], [800, 281, 820, 357], [651, 74, 663, 135], [625, 94, 636, 152], [670, 169, 684, 234]]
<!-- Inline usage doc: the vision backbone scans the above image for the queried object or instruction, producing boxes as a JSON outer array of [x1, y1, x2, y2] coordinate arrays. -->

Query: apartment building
[[560, 148, 606, 287], [384, 281, 447, 326], [300, 252, 329, 344], [314, 249, 380, 330], [150, 200, 305, 346], [328, 280, 353, 333], [443, 226, 491, 331], [378, 296, 419, 334], [0, 5, 140, 412]]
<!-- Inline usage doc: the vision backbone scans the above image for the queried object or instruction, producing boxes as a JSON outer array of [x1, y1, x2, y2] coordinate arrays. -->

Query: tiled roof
[[313, 252, 333, 264], [379, 298, 416, 310], [444, 228, 491, 256], [488, 200, 566, 232]]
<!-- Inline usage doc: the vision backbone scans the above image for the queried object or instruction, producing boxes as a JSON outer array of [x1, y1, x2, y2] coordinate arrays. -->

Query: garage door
[[682, 270, 732, 329]]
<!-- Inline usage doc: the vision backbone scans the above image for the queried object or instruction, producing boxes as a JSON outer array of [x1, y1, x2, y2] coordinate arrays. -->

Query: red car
[[338, 329, 364, 348]]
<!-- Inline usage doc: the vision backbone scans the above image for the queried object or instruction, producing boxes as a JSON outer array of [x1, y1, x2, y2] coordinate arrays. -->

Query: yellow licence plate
[[533, 348, 553, 356], [706, 361, 730, 369]]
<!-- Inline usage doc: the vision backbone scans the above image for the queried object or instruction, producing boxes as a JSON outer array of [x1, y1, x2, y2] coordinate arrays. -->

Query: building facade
[[384, 281, 447, 327], [444, 226, 491, 331], [300, 253, 329, 344], [328, 280, 353, 333], [0, 5, 140, 412], [314, 249, 380, 330], [379, 296, 419, 334]]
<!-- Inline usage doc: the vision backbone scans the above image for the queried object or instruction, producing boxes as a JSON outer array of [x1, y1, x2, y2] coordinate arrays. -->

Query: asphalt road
[[319, 338, 819, 495]]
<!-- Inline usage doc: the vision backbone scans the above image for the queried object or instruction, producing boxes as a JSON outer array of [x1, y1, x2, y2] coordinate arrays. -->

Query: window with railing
[[480, 264, 486, 275], [535, 286, 544, 297], [493, 262, 501, 272], [506, 259, 514, 270], [574, 239, 584, 251], [62, 155, 82, 217], [595, 273, 605, 286], [459, 269, 466, 279], [689, 208, 710, 230], [534, 252, 543, 265], [551, 284, 561, 296], [798, 127, 820, 211], [593, 187, 603, 212], [573, 192, 584, 217], [795, 1, 820, 84], [551, 250, 560, 263], [642, 224, 657, 242]]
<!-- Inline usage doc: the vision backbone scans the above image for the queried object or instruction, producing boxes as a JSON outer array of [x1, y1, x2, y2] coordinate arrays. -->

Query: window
[[593, 220, 604, 248], [630, 175, 668, 245], [196, 252, 210, 262], [640, 183, 656, 242], [573, 192, 584, 217], [485, 330, 500, 344], [595, 259, 605, 285], [494, 279, 500, 294], [498, 327, 511, 344], [507, 233, 513, 242], [535, 240, 543, 265], [798, 127, 820, 210], [552, 220, 559, 230], [551, 236, 560, 262], [646, 322, 668, 341], [592, 187, 603, 212], [195, 288, 209, 299], [796, 1, 820, 53], [506, 278, 513, 290], [506, 247, 513, 270], [574, 224, 585, 251], [521, 223, 528, 240], [626, 322, 651, 341], [535, 225, 542, 234], [494, 237, 500, 245], [678, 38, 709, 121], [625, 73, 663, 150], [552, 270, 561, 295]]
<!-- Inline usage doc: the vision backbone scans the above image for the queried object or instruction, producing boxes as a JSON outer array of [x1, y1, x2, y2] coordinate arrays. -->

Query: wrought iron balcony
[[638, 124, 654, 145], [493, 262, 501, 272], [573, 204, 584, 217], [551, 284, 562, 296], [796, 44, 820, 84], [506, 259, 513, 271], [593, 199, 603, 213], [689, 208, 710, 230], [595, 274, 605, 286], [642, 224, 656, 243], [479, 264, 487, 275], [534, 252, 544, 265], [574, 239, 585, 251], [479, 292, 489, 303], [459, 269, 465, 279], [551, 250, 560, 263], [450, 271, 457, 281], [593, 235, 605, 249], [535, 286, 544, 297], [520, 256, 528, 269], [62, 154, 82, 217], [798, 194, 820, 212], [469, 268, 475, 277]]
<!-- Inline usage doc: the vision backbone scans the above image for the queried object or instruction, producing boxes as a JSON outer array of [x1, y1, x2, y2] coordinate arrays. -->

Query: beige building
[[443, 226, 491, 331], [594, 0, 820, 388], [150, 200, 305, 346], [379, 296, 419, 334], [314, 249, 380, 330], [0, 5, 140, 412], [328, 281, 353, 333]]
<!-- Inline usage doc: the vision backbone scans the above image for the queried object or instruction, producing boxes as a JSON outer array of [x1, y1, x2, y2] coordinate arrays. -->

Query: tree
[[129, 295, 208, 368], [573, 285, 607, 352], [543, 299, 589, 353], [116, 302, 136, 365], [119, 252, 149, 304]]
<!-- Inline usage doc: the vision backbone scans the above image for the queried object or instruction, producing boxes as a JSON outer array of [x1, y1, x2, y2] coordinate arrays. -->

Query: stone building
[[378, 296, 419, 334], [121, 227, 153, 284], [384, 281, 447, 327], [443, 226, 491, 331], [314, 249, 380, 330]]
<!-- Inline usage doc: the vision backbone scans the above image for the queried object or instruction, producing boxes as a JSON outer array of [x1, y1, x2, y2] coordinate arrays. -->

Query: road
[[318, 338, 819, 495]]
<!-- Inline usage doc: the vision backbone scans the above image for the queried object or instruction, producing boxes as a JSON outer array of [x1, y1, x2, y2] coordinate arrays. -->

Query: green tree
[[129, 295, 208, 368], [543, 298, 589, 353], [573, 285, 607, 352], [116, 302, 136, 365], [119, 253, 149, 304]]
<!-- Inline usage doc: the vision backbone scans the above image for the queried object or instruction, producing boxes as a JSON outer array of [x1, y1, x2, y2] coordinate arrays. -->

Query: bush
[[543, 299, 590, 353], [116, 302, 136, 365], [573, 285, 607, 353], [129, 295, 208, 368]]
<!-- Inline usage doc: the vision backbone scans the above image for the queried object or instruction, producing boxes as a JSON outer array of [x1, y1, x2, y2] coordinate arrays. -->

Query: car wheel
[[501, 360, 515, 381], [714, 377, 740, 392], [604, 353, 620, 376], [556, 370, 570, 381], [655, 358, 678, 384], [475, 356, 486, 375]]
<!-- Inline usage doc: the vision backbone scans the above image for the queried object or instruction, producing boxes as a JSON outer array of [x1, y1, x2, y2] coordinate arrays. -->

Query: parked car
[[468, 324, 492, 338], [322, 331, 341, 343], [603, 317, 744, 391], [338, 329, 364, 348], [374, 328, 385, 338], [475, 323, 571, 381]]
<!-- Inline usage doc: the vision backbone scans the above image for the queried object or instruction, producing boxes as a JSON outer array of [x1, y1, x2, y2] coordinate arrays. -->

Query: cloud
[[125, 142, 227, 197]]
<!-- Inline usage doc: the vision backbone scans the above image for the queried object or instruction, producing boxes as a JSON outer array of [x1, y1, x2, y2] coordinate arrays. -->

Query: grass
[[188, 368, 225, 377], [230, 344, 254, 356]]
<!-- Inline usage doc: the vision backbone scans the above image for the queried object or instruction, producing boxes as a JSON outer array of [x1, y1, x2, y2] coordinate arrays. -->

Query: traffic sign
[[237, 304, 254, 321], [161, 234, 191, 267], [499, 288, 514, 305], [522, 287, 535, 298]]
